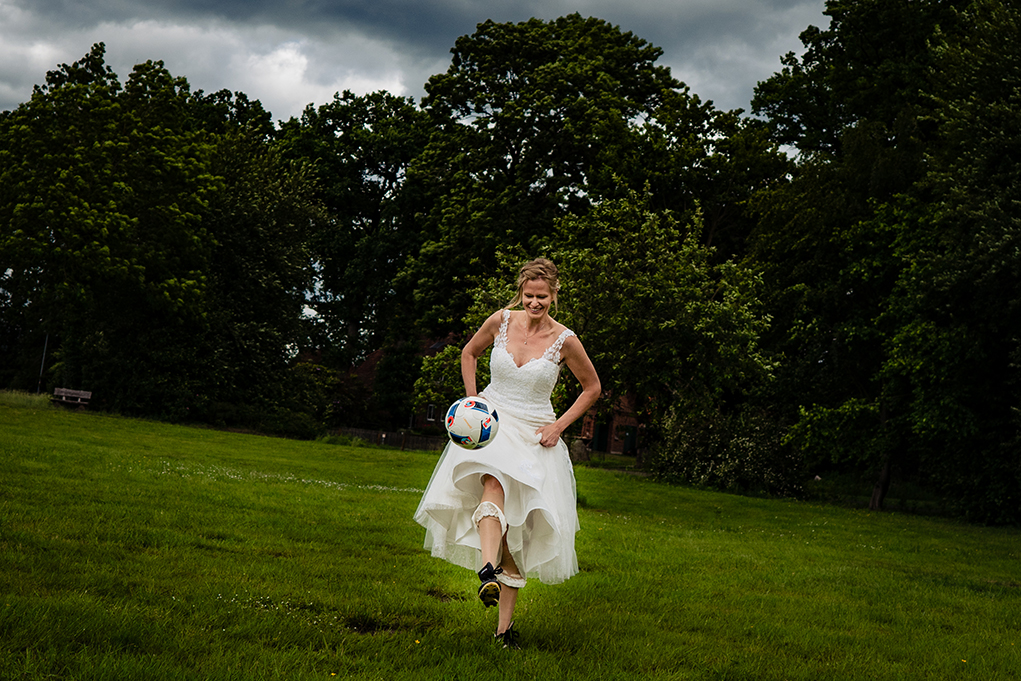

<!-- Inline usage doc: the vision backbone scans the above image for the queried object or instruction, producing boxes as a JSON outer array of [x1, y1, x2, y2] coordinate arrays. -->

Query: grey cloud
[[1, 0, 828, 119]]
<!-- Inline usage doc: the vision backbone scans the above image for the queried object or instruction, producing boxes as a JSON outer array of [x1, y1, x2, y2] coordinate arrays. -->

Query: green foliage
[[747, 0, 942, 504], [459, 252, 524, 330], [551, 190, 773, 417], [647, 403, 800, 496], [874, 0, 1021, 523], [279, 362, 355, 430], [316, 432, 370, 447], [748, 0, 1021, 523], [0, 44, 326, 428], [544, 188, 779, 486], [197, 125, 320, 414], [752, 0, 967, 154], [638, 97, 792, 260], [190, 88, 274, 138], [743, 133, 912, 505], [198, 362, 358, 439], [400, 14, 722, 332], [201, 402, 324, 440], [273, 91, 432, 428], [0, 44, 218, 415], [784, 399, 893, 474], [413, 345, 480, 416], [277, 90, 429, 365], [363, 337, 424, 429]]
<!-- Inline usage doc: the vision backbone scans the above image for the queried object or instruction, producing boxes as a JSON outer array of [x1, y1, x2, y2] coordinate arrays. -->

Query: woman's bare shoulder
[[474, 310, 505, 337], [551, 318, 571, 336]]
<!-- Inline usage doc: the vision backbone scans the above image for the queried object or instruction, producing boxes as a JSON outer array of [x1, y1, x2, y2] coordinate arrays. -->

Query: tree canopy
[[3, 3, 1019, 524], [748, 0, 1021, 522], [0, 44, 323, 432], [400, 14, 784, 332]]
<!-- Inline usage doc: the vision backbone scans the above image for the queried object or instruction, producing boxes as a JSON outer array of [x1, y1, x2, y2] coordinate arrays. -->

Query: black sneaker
[[494, 622, 521, 649], [477, 562, 502, 607]]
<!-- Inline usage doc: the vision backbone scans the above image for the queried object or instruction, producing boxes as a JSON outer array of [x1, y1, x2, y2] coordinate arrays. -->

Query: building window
[[427, 404, 436, 421]]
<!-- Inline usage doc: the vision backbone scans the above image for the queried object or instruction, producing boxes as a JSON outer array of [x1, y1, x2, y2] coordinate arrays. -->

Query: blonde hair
[[506, 258, 560, 314]]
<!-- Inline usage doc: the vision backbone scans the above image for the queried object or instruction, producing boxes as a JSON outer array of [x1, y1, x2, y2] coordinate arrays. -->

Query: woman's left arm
[[536, 335, 601, 448]]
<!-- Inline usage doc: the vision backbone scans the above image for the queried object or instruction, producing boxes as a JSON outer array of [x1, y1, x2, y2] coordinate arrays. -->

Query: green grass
[[1, 395, 1019, 680], [0, 390, 52, 410]]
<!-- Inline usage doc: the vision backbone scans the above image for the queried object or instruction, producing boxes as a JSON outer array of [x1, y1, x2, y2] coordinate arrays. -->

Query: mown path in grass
[[1, 400, 1019, 680]]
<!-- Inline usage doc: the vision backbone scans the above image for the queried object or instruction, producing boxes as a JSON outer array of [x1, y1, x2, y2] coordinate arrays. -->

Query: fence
[[335, 427, 448, 452]]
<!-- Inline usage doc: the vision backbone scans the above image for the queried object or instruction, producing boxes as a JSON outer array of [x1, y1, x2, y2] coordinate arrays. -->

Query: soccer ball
[[445, 397, 500, 449]]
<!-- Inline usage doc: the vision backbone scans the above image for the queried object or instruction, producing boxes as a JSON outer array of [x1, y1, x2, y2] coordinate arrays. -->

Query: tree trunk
[[869, 454, 892, 511], [869, 404, 892, 511]]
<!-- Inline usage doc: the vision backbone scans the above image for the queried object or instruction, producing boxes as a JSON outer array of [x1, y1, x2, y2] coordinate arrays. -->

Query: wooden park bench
[[51, 387, 92, 408]]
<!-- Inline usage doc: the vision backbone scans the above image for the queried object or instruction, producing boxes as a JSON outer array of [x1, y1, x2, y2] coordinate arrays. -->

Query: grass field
[[1, 393, 1019, 680]]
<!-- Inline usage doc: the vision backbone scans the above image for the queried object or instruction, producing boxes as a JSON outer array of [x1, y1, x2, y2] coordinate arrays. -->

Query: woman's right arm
[[461, 311, 501, 397]]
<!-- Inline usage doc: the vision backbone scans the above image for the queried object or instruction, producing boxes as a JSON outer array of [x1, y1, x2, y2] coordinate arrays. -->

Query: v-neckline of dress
[[503, 344, 552, 370], [501, 311, 562, 369]]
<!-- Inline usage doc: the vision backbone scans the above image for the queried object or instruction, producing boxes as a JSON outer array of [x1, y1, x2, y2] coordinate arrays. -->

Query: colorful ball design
[[445, 396, 500, 449]]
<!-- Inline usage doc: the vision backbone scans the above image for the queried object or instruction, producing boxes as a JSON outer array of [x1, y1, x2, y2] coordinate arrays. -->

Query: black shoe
[[494, 622, 521, 649], [477, 562, 502, 607]]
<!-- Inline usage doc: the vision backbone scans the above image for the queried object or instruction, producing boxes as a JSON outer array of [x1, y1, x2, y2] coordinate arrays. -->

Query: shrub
[[646, 403, 803, 497]]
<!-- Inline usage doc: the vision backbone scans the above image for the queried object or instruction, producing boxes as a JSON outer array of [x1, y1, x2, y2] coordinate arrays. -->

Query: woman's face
[[521, 278, 554, 320]]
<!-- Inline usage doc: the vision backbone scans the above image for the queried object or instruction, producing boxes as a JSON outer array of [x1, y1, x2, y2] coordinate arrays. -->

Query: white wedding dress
[[414, 310, 580, 584]]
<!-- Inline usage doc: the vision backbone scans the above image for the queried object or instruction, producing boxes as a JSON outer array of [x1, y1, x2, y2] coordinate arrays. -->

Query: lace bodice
[[480, 310, 575, 426]]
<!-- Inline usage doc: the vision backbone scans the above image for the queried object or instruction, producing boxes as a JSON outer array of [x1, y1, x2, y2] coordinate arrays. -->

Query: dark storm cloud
[[16, 0, 483, 47], [0, 0, 828, 120]]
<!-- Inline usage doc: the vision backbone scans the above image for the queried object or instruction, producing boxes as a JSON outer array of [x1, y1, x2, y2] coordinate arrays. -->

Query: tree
[[277, 91, 429, 366], [749, 0, 1021, 522], [195, 125, 321, 424], [422, 189, 779, 487], [746, 123, 917, 504], [401, 15, 715, 333], [875, 0, 1021, 523], [637, 97, 792, 261], [0, 45, 218, 415], [752, 0, 968, 155], [746, 0, 970, 508], [1, 45, 328, 430], [553, 191, 780, 487], [190, 88, 275, 139], [553, 196, 769, 412]]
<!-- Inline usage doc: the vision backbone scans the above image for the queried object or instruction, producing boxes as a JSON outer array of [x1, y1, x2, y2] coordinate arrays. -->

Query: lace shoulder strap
[[494, 309, 511, 348], [543, 328, 576, 364]]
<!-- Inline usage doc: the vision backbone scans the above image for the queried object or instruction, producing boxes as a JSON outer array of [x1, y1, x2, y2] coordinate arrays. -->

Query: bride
[[414, 258, 601, 649]]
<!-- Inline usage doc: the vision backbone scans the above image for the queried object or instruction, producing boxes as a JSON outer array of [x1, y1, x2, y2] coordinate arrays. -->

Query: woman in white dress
[[414, 258, 601, 648]]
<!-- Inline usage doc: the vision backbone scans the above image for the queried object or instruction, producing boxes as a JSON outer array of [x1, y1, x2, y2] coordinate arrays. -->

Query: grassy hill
[[1, 394, 1018, 679]]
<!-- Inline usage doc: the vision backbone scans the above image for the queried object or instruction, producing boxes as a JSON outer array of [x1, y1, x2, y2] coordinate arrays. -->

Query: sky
[[0, 0, 830, 122]]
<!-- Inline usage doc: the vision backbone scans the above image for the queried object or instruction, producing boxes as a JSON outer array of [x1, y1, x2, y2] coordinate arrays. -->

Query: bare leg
[[479, 475, 505, 567], [497, 586, 519, 634], [497, 538, 521, 634]]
